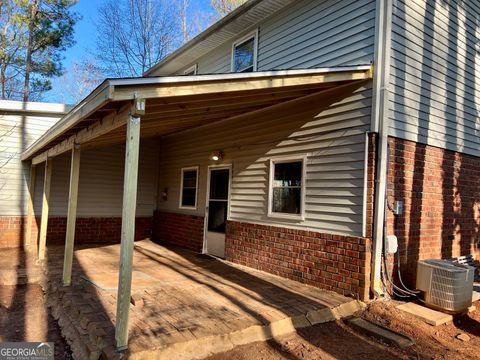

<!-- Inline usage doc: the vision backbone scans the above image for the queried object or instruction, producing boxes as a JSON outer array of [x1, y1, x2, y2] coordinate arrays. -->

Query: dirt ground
[[0, 284, 72, 359], [362, 300, 480, 360], [207, 300, 480, 360], [0, 280, 478, 360]]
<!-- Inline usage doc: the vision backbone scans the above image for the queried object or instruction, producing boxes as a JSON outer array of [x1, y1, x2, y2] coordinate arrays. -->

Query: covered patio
[[43, 240, 362, 359], [20, 66, 373, 353]]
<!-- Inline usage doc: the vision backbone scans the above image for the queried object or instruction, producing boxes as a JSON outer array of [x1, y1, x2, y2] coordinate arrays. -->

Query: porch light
[[210, 150, 223, 162], [161, 187, 168, 201]]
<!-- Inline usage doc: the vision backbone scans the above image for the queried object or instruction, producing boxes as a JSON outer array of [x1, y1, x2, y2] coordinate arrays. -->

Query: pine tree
[[20, 0, 79, 101], [0, 0, 79, 101]]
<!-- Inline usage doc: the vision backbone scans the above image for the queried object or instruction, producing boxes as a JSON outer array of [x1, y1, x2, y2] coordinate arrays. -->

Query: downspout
[[370, 0, 393, 297]]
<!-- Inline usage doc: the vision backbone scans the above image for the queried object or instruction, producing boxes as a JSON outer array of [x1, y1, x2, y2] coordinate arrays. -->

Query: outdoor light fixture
[[209, 150, 224, 162], [161, 188, 168, 201]]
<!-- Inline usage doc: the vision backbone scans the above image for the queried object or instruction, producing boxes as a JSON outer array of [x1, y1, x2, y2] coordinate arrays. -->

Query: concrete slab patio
[[40, 240, 364, 360]]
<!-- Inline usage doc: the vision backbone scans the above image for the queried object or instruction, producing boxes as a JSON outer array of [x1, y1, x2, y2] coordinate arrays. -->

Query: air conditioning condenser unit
[[416, 259, 474, 313]]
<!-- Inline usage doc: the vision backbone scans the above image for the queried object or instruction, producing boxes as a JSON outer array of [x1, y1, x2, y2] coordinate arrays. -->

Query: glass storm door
[[205, 167, 230, 257]]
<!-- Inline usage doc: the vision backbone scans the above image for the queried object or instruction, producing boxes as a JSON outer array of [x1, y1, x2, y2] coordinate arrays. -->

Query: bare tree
[[211, 0, 248, 17], [56, 57, 104, 104], [95, 0, 181, 77], [180, 0, 188, 44], [179, 0, 214, 44]]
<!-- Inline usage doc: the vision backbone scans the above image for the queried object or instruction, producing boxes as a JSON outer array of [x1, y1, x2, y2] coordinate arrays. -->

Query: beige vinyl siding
[[175, 0, 376, 75], [0, 109, 64, 215], [389, 0, 480, 156], [157, 84, 371, 236], [32, 139, 159, 217]]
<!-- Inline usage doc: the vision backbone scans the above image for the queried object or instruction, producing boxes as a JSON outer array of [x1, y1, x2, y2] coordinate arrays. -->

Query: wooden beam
[[32, 153, 47, 165], [25, 164, 36, 248], [115, 106, 141, 351], [38, 159, 52, 261], [31, 103, 131, 165], [21, 85, 111, 161], [141, 106, 261, 122], [141, 100, 284, 120], [147, 84, 330, 106], [144, 91, 307, 113], [62, 145, 81, 286], [112, 71, 372, 101]]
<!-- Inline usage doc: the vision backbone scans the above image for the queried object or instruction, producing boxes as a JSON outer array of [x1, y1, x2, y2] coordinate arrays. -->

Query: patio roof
[[22, 65, 372, 164]]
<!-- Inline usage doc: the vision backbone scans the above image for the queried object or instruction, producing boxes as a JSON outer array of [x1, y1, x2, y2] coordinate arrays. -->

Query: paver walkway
[[41, 240, 361, 359]]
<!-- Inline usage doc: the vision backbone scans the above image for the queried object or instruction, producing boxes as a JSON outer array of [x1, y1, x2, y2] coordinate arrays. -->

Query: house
[[2, 0, 479, 350], [0, 100, 69, 246]]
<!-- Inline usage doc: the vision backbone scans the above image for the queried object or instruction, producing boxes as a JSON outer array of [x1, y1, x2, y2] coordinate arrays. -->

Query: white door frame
[[203, 164, 232, 255]]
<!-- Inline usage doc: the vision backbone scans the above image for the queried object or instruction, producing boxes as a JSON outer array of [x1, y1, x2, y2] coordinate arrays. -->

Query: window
[[231, 30, 258, 73], [179, 167, 198, 209], [184, 64, 197, 75], [268, 157, 305, 219]]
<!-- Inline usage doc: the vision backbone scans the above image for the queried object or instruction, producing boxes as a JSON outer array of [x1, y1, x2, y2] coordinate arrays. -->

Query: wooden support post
[[38, 159, 52, 260], [115, 105, 141, 351], [25, 164, 36, 248], [62, 145, 81, 286]]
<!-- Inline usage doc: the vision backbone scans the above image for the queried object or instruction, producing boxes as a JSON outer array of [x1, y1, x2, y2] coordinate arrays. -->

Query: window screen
[[271, 161, 302, 214]]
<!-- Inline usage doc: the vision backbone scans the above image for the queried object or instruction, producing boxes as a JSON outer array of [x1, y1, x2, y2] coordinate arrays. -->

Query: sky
[[46, 0, 215, 103]]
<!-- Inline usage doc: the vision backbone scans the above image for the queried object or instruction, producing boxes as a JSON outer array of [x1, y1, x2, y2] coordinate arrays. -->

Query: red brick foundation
[[0, 216, 152, 248], [225, 221, 371, 301], [0, 216, 27, 248], [152, 211, 204, 252], [387, 136, 480, 284]]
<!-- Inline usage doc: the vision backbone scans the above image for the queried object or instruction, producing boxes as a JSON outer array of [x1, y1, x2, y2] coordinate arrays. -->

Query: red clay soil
[[362, 300, 480, 360], [0, 284, 72, 359], [205, 320, 408, 360], [207, 301, 480, 360]]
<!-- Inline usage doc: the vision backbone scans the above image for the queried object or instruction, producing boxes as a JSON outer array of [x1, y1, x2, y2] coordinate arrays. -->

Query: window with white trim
[[231, 31, 257, 73], [268, 158, 305, 218], [184, 64, 197, 75], [179, 167, 198, 209]]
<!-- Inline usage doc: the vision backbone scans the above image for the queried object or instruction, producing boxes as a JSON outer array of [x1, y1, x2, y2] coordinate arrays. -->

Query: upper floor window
[[184, 64, 197, 75], [231, 30, 258, 73]]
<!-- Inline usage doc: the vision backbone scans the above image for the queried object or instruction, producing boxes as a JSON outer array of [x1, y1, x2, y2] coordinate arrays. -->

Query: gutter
[[0, 100, 71, 115], [370, 0, 393, 297]]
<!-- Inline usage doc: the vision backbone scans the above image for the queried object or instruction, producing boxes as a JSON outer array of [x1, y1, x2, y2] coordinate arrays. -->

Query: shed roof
[[22, 65, 373, 163]]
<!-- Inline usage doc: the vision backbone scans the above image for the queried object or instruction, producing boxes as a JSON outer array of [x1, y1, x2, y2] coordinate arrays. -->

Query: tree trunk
[[23, 0, 39, 102], [1, 63, 6, 99]]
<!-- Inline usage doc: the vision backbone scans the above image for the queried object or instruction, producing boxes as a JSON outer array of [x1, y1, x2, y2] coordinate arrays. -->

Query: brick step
[[44, 276, 117, 360]]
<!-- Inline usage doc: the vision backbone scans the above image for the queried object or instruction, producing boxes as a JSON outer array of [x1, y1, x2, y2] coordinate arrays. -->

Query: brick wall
[[225, 221, 371, 301], [152, 211, 204, 252], [387, 136, 480, 284], [0, 216, 152, 248], [0, 216, 27, 248]]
